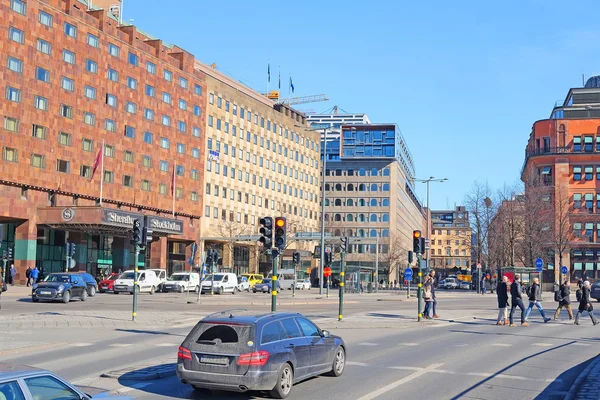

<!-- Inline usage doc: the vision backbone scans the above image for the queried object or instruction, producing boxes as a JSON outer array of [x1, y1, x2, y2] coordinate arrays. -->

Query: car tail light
[[237, 351, 270, 366], [177, 346, 192, 361]]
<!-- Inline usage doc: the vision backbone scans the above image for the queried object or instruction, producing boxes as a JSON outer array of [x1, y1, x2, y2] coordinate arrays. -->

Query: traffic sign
[[477, 263, 481, 269], [404, 268, 413, 279], [68, 258, 76, 269], [561, 266, 568, 275], [324, 267, 332, 277], [536, 258, 543, 272], [187, 257, 194, 266]]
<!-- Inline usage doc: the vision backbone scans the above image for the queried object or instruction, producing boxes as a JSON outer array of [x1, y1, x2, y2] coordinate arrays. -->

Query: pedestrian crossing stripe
[[73, 343, 93, 347], [108, 343, 132, 348]]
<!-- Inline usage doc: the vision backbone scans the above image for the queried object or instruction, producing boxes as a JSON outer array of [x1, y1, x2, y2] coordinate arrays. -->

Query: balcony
[[521, 145, 599, 176]]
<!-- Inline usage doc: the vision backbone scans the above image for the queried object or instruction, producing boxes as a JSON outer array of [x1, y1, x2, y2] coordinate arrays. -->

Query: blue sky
[[122, 0, 600, 209]]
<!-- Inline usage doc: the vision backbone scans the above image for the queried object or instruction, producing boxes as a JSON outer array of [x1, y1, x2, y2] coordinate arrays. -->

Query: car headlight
[[57, 285, 65, 293]]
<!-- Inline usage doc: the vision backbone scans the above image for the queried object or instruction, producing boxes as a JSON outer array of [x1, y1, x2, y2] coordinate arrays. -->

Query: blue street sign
[[561, 266, 568, 275], [535, 258, 543, 272], [187, 257, 194, 266], [404, 268, 413, 279]]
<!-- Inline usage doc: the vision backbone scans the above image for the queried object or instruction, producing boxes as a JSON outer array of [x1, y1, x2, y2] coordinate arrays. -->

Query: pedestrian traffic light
[[7, 247, 13, 259], [131, 219, 141, 246], [325, 251, 333, 265], [274, 217, 286, 249], [65, 243, 71, 257], [340, 237, 348, 253], [413, 230, 422, 254], [259, 217, 273, 249], [142, 225, 153, 246], [408, 250, 414, 263], [293, 252, 300, 265], [70, 243, 76, 258]]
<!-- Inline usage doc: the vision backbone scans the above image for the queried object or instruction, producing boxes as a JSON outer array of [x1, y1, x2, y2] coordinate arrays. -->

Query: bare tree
[[465, 181, 497, 269], [378, 234, 409, 282], [211, 219, 249, 272], [551, 188, 573, 282]]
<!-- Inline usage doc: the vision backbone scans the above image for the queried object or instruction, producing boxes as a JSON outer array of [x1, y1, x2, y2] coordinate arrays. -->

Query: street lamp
[[414, 177, 448, 273], [296, 123, 330, 295]]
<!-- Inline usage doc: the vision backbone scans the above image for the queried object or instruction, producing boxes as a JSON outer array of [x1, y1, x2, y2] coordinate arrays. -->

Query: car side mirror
[[322, 330, 331, 338]]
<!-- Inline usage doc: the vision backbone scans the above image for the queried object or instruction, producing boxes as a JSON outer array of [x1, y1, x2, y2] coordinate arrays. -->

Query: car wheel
[[62, 291, 71, 304], [327, 346, 346, 377], [114, 291, 119, 294], [179, 286, 185, 293], [253, 290, 257, 293], [32, 296, 39, 303], [150, 286, 156, 295], [233, 287, 238, 295], [218, 286, 223, 295], [270, 362, 293, 399], [88, 286, 96, 297], [81, 290, 88, 302]]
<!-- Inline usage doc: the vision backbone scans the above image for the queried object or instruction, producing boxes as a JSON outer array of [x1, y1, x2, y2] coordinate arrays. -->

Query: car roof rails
[[206, 308, 249, 319]]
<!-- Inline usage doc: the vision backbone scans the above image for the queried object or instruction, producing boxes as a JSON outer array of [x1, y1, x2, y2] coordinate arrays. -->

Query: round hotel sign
[[61, 208, 75, 222]]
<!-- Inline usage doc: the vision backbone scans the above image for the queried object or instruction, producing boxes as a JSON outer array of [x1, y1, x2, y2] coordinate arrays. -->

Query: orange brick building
[[522, 79, 600, 283], [0, 0, 207, 282]]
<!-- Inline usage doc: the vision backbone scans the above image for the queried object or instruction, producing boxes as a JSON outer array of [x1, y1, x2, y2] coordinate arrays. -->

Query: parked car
[[268, 269, 296, 291], [237, 276, 251, 292], [176, 311, 346, 398], [444, 278, 459, 290], [163, 272, 201, 293], [241, 274, 264, 289], [0, 363, 133, 399], [254, 278, 281, 293], [591, 281, 600, 301], [459, 281, 471, 290], [294, 279, 311, 290], [201, 273, 239, 295], [98, 273, 120, 293], [113, 270, 159, 295], [438, 279, 446, 288], [32, 273, 89, 303], [77, 272, 99, 297], [149, 269, 168, 292]]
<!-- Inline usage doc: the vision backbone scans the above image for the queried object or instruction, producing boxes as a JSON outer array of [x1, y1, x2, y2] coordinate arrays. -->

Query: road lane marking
[[155, 343, 178, 347], [356, 363, 444, 400], [572, 343, 590, 346], [533, 343, 553, 347], [492, 343, 511, 347], [454, 344, 468, 347], [398, 343, 418, 346], [73, 343, 93, 347], [358, 342, 379, 346], [390, 366, 423, 371], [347, 361, 370, 367], [108, 343, 132, 348]]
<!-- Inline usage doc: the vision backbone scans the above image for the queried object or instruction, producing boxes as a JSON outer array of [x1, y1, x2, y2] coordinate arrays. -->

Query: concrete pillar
[[149, 237, 167, 269], [112, 237, 130, 273], [14, 220, 37, 285]]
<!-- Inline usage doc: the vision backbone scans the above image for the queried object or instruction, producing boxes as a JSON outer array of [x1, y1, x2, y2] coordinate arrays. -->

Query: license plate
[[200, 356, 228, 365], [39, 291, 51, 295]]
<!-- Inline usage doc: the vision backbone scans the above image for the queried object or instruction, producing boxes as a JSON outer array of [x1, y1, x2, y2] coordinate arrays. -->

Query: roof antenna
[[583, 73, 586, 87]]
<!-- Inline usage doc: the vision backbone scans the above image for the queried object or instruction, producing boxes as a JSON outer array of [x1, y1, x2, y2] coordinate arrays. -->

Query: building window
[[208, 116, 213, 127], [142, 156, 152, 168], [60, 104, 72, 119], [143, 132, 153, 144], [574, 166, 582, 180], [178, 99, 187, 110], [160, 138, 170, 149], [37, 39, 51, 55], [83, 112, 95, 125], [33, 96, 48, 111], [585, 166, 594, 181], [58, 132, 71, 146], [2, 147, 18, 162], [32, 124, 46, 139], [163, 70, 172, 81], [36, 67, 50, 83], [62, 49, 75, 64], [176, 165, 184, 176], [145, 84, 155, 97], [541, 166, 552, 184], [104, 145, 114, 158], [107, 68, 118, 82], [64, 22, 77, 37], [162, 115, 171, 126], [86, 59, 98, 74], [108, 43, 120, 57], [209, 93, 214, 104], [87, 33, 99, 48], [176, 188, 183, 199], [5, 86, 21, 102], [56, 159, 70, 173], [10, 0, 26, 15], [124, 125, 135, 139], [585, 194, 594, 212], [177, 143, 185, 154], [127, 77, 137, 90], [143, 109, 154, 121], [84, 86, 96, 99], [124, 150, 134, 163], [191, 191, 198, 202], [217, 97, 222, 108], [194, 84, 202, 95], [193, 127, 201, 138], [179, 77, 188, 89], [7, 57, 22, 74], [141, 180, 151, 191], [82, 138, 93, 152], [128, 52, 138, 66], [125, 101, 137, 114], [103, 170, 113, 183], [192, 148, 200, 159], [123, 175, 133, 187], [146, 62, 156, 74], [61, 77, 74, 91], [38, 10, 53, 26], [177, 121, 186, 133], [105, 119, 116, 132], [159, 184, 167, 195], [584, 136, 594, 152], [193, 105, 202, 116], [191, 169, 199, 180], [31, 153, 45, 168], [9, 27, 24, 44], [162, 92, 172, 104], [106, 94, 117, 107]]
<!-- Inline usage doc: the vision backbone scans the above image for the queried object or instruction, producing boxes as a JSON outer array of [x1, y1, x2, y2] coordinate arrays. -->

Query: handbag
[[1, 282, 7, 292]]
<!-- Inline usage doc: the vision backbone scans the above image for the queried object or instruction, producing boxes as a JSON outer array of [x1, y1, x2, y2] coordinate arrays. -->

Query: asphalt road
[[1, 289, 598, 399]]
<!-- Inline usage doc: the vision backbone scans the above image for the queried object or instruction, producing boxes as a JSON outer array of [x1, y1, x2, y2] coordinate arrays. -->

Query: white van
[[149, 269, 167, 291], [200, 272, 238, 294], [163, 272, 200, 293], [268, 269, 297, 290], [113, 269, 159, 295]]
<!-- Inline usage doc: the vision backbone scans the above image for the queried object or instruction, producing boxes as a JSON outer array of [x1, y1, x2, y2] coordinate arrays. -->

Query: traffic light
[[325, 251, 333, 265], [131, 219, 141, 246], [340, 237, 348, 253], [2, 251, 6, 260], [274, 217, 286, 249], [65, 243, 71, 257], [70, 243, 76, 258], [259, 217, 273, 249], [142, 225, 153, 246], [408, 250, 414, 264], [293, 252, 300, 265], [8, 247, 13, 260], [413, 230, 422, 254]]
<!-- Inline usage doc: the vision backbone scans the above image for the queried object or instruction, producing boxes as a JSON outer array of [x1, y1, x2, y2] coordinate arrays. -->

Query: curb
[[564, 354, 600, 400]]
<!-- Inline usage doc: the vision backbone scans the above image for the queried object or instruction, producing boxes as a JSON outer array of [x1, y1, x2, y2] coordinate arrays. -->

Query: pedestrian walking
[[25, 266, 32, 286], [30, 266, 39, 284], [496, 276, 509, 325], [0, 266, 6, 310], [359, 280, 364, 294], [554, 279, 574, 321], [481, 277, 487, 295], [509, 274, 527, 326], [423, 275, 433, 319], [524, 277, 551, 323], [429, 270, 440, 318], [574, 280, 599, 326], [9, 264, 16, 286]]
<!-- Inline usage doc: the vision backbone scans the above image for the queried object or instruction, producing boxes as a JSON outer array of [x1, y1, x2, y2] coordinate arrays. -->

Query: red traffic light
[[324, 267, 332, 277]]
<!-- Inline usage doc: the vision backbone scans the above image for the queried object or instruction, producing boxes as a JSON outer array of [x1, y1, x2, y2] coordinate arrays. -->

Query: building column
[[149, 237, 167, 269], [14, 220, 37, 285], [112, 237, 130, 273]]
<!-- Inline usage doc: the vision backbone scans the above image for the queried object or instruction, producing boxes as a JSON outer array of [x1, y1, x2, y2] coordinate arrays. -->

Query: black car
[[177, 311, 346, 399], [78, 272, 98, 297], [32, 273, 89, 303]]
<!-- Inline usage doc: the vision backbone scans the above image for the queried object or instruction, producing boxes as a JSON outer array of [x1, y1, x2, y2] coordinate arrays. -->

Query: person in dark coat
[[496, 276, 509, 325], [575, 280, 599, 326], [554, 279, 574, 320], [509, 274, 527, 326], [524, 278, 551, 323]]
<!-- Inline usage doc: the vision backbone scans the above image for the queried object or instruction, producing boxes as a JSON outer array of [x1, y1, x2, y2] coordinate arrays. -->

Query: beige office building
[[195, 63, 321, 275], [429, 207, 472, 272]]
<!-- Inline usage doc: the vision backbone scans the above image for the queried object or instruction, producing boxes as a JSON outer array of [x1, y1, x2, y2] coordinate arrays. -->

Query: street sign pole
[[293, 261, 297, 298], [536, 258, 544, 294], [132, 244, 140, 322], [338, 251, 345, 321], [404, 266, 413, 299]]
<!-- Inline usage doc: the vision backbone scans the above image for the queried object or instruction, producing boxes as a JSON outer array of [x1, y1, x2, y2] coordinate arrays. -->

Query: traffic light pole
[[293, 263, 297, 298], [417, 254, 423, 322], [132, 245, 140, 322], [338, 251, 345, 321], [271, 251, 278, 312]]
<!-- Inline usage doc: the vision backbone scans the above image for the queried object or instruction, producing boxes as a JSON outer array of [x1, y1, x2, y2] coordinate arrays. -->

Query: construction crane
[[264, 91, 328, 106]]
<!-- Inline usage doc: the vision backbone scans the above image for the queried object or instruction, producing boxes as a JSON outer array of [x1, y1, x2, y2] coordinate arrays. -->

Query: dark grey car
[[176, 311, 346, 399], [32, 273, 88, 303]]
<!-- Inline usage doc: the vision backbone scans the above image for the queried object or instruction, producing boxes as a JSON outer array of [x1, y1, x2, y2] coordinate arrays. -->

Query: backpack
[[525, 285, 531, 297], [554, 289, 562, 302], [576, 289, 582, 302]]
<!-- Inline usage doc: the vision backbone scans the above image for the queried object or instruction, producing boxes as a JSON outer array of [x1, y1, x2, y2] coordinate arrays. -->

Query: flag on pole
[[278, 69, 281, 90], [290, 77, 295, 93], [90, 146, 103, 181], [170, 164, 176, 196], [268, 64, 270, 82]]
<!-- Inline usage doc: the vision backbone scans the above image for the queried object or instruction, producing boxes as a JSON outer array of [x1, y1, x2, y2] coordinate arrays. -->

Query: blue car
[[176, 311, 346, 398], [78, 272, 99, 297], [32, 273, 88, 303], [253, 278, 280, 293]]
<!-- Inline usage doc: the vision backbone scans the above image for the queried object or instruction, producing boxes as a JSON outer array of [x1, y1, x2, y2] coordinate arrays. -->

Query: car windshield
[[120, 272, 135, 280], [45, 274, 71, 283], [262, 279, 272, 283], [109, 275, 119, 281], [297, 280, 305, 283], [169, 275, 188, 281], [204, 274, 224, 282]]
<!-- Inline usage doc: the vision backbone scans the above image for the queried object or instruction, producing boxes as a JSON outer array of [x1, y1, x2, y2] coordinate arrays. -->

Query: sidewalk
[[566, 354, 600, 400]]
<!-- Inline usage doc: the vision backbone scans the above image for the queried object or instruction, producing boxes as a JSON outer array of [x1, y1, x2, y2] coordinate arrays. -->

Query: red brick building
[[0, 0, 207, 282]]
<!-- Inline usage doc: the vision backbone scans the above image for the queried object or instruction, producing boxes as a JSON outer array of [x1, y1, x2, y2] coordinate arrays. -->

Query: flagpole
[[266, 62, 269, 95], [172, 164, 176, 217], [100, 139, 104, 206], [288, 75, 291, 108]]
